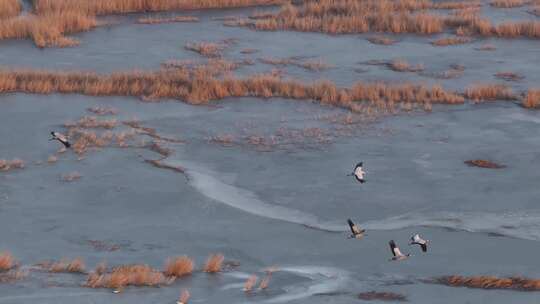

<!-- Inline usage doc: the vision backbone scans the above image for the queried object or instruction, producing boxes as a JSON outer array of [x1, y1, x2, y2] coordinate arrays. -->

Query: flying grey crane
[[348, 162, 365, 183], [347, 218, 366, 239], [389, 240, 410, 261], [410, 234, 429, 252], [50, 131, 71, 148]]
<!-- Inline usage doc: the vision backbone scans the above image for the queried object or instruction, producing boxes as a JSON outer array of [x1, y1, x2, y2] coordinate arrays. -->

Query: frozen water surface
[[1, 2, 540, 304]]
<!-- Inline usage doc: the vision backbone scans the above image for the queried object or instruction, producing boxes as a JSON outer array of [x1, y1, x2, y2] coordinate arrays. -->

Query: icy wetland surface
[[1, 1, 540, 303]]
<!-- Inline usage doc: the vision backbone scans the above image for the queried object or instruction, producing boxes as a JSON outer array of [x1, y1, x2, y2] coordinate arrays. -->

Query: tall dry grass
[[490, 0, 526, 8], [86, 264, 168, 289], [0, 252, 15, 271], [0, 12, 97, 47], [34, 0, 286, 15], [523, 89, 540, 109], [203, 254, 224, 273], [435, 275, 540, 291], [164, 256, 194, 278], [0, 68, 466, 112], [358, 291, 407, 301], [388, 59, 424, 72], [137, 16, 199, 24], [45, 258, 86, 273], [0, 0, 21, 19], [431, 36, 471, 46], [232, 0, 540, 39], [464, 84, 516, 101]]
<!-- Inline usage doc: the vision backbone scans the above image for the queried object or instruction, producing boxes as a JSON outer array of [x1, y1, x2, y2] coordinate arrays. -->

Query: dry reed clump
[[0, 159, 24, 172], [65, 116, 117, 129], [87, 106, 118, 115], [258, 268, 274, 290], [243, 275, 258, 292], [0, 252, 15, 271], [61, 171, 82, 182], [0, 68, 465, 112], [0, 12, 98, 48], [522, 89, 540, 109], [137, 16, 199, 24], [43, 258, 86, 273], [209, 134, 236, 146], [465, 159, 506, 169], [388, 59, 424, 72], [178, 289, 190, 304], [185, 42, 225, 57], [434, 275, 540, 291], [490, 0, 526, 8], [34, 0, 286, 15], [464, 84, 516, 101], [494, 72, 524, 82], [240, 48, 258, 54], [431, 36, 471, 46], [357, 291, 408, 301], [0, 0, 21, 19], [258, 57, 331, 71], [85, 264, 168, 289], [203, 254, 224, 273], [367, 36, 396, 45], [164, 256, 194, 278]]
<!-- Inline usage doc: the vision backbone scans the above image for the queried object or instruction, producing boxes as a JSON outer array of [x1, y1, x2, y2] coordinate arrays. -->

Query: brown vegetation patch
[[231, 0, 540, 39], [367, 36, 396, 45], [258, 56, 332, 71], [0, 0, 21, 19], [243, 275, 258, 292], [185, 39, 236, 58], [494, 72, 524, 82], [164, 256, 194, 278], [145, 159, 188, 176], [61, 171, 82, 182], [0, 11, 97, 48], [87, 240, 121, 252], [0, 68, 466, 112], [0, 159, 24, 172], [0, 252, 15, 271], [424, 64, 464, 79], [464, 84, 516, 101], [358, 291, 408, 301], [137, 16, 199, 24], [65, 116, 117, 129], [241, 48, 258, 54], [434, 275, 540, 291], [40, 258, 86, 273], [86, 264, 169, 289], [431, 36, 471, 46], [465, 159, 506, 169], [388, 59, 424, 72], [203, 254, 224, 273], [490, 0, 527, 8], [523, 89, 540, 109], [34, 0, 286, 15]]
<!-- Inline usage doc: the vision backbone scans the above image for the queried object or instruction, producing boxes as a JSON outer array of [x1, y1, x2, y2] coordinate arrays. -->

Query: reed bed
[[388, 59, 424, 72], [464, 84, 516, 101], [435, 275, 540, 291], [34, 0, 286, 15], [523, 89, 540, 108], [0, 159, 24, 172], [137, 16, 199, 24], [164, 256, 194, 278], [358, 291, 408, 301], [41, 258, 86, 273], [185, 42, 225, 57], [87, 106, 118, 115], [0, 68, 466, 112], [203, 254, 224, 273], [431, 36, 471, 46], [490, 0, 527, 8], [0, 0, 21, 19], [65, 116, 118, 129], [232, 0, 540, 39], [259, 57, 331, 71], [86, 264, 168, 289], [61, 171, 82, 182], [0, 12, 97, 48]]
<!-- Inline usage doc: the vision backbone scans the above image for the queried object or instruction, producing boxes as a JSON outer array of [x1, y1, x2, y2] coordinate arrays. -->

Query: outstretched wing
[[355, 162, 363, 169], [421, 243, 427, 252], [347, 219, 361, 235], [389, 240, 397, 256]]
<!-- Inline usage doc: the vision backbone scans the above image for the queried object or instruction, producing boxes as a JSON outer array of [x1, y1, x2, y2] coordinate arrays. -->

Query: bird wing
[[421, 243, 427, 252], [412, 234, 420, 242], [355, 162, 363, 169], [347, 219, 361, 235], [394, 246, 405, 257], [389, 240, 397, 256]]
